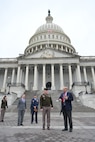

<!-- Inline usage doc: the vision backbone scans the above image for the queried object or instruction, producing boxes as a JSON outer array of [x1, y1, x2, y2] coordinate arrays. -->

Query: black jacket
[[1, 99, 8, 109]]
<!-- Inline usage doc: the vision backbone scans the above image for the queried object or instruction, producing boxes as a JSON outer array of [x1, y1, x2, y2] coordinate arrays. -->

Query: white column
[[66, 47, 68, 52], [19, 69, 22, 83], [91, 66, 95, 89], [56, 44, 58, 50], [22, 70, 25, 84], [51, 44, 53, 49], [83, 66, 87, 82], [60, 64, 64, 90], [32, 48, 33, 52], [11, 68, 15, 84], [51, 64, 55, 90], [68, 65, 73, 90], [42, 64, 46, 90], [40, 45, 42, 49], [33, 64, 38, 90], [16, 66, 21, 85], [2, 68, 8, 91], [25, 65, 29, 90], [76, 64, 81, 82], [36, 46, 37, 51], [61, 45, 63, 50]]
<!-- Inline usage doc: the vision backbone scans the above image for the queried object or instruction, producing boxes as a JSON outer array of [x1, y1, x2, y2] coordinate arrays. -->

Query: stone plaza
[[0, 111, 95, 142]]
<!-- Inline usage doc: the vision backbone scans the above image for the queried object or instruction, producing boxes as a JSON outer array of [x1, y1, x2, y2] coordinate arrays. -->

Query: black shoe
[[43, 127, 45, 130], [62, 128, 68, 131], [47, 127, 50, 130], [69, 129, 72, 132], [20, 124, 24, 126]]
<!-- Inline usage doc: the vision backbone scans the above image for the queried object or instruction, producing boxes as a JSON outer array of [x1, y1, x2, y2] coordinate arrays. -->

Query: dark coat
[[59, 91, 73, 111], [40, 94, 53, 109], [30, 98, 39, 112], [1, 99, 8, 109]]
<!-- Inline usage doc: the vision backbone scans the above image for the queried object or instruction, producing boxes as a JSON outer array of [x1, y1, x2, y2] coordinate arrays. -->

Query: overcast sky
[[0, 0, 95, 58]]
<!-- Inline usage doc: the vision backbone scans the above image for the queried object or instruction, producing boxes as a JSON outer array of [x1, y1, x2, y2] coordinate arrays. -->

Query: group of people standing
[[0, 87, 74, 132]]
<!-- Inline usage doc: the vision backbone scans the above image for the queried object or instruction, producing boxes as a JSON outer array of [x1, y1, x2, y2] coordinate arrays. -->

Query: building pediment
[[24, 48, 77, 59]]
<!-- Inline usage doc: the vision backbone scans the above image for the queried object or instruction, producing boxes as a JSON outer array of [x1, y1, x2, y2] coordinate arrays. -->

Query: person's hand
[[59, 99, 62, 102], [65, 96, 68, 100]]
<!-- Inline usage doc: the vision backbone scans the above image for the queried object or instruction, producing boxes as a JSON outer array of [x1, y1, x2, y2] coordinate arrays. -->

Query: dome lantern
[[45, 10, 53, 23]]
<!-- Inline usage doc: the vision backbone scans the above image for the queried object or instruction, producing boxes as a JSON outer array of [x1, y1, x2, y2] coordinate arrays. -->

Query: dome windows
[[52, 35, 54, 38], [44, 35, 46, 39]]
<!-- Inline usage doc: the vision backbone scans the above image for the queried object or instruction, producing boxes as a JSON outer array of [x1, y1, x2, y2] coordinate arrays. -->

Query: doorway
[[46, 82, 52, 90]]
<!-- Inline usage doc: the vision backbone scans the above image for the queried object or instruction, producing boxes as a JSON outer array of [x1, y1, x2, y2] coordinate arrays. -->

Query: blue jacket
[[59, 91, 73, 111], [30, 98, 39, 112]]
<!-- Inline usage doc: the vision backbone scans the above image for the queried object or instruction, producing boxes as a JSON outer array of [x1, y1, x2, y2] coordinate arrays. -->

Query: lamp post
[[7, 76, 11, 94], [8, 83, 11, 94], [84, 82, 88, 94]]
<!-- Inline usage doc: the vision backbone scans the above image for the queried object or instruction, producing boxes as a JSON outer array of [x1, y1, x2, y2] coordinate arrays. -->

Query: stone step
[[7, 90, 95, 112]]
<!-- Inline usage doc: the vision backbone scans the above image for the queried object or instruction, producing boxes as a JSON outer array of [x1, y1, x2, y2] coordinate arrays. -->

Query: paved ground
[[0, 111, 95, 142]]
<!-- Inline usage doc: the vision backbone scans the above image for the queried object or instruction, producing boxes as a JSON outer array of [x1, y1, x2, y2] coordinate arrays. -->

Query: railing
[[7, 83, 25, 88], [72, 82, 90, 87], [72, 81, 92, 94]]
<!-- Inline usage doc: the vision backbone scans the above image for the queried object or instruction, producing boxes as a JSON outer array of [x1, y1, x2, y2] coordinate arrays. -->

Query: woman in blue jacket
[[30, 95, 39, 124]]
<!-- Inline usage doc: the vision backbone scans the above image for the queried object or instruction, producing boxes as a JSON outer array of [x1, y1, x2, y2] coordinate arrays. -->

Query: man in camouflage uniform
[[40, 88, 53, 130]]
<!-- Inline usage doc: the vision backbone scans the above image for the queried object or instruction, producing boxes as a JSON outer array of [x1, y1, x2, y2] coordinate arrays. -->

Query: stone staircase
[[72, 95, 95, 112], [7, 90, 95, 112]]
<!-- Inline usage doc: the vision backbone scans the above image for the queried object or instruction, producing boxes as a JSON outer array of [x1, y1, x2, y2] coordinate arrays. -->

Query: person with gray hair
[[17, 93, 27, 126], [59, 87, 73, 132]]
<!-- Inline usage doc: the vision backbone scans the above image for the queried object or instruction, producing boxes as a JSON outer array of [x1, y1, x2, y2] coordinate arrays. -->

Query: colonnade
[[1, 64, 95, 91], [26, 42, 74, 56]]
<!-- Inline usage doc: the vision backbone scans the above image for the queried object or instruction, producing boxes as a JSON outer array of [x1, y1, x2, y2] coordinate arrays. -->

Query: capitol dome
[[24, 10, 76, 56], [35, 22, 64, 34], [35, 13, 64, 34]]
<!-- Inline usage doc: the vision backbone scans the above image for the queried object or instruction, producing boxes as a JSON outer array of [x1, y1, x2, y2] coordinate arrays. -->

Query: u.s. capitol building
[[0, 10, 95, 97]]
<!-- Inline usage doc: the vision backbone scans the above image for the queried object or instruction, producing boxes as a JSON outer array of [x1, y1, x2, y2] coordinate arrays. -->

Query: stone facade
[[0, 11, 95, 94]]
